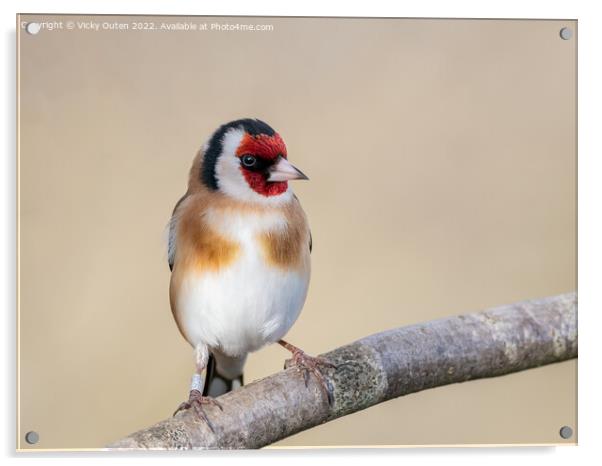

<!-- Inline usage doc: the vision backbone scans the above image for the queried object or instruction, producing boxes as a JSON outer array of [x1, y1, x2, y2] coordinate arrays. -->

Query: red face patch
[[236, 133, 289, 197], [236, 133, 287, 160]]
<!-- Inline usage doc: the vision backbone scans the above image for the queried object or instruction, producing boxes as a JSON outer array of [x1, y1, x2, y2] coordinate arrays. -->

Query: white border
[[3, 1, 599, 465]]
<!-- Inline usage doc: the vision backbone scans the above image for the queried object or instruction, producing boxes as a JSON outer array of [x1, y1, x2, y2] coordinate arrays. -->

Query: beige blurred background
[[17, 15, 576, 449]]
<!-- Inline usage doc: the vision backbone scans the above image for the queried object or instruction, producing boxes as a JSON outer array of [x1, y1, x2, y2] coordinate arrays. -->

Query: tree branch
[[109, 292, 577, 449]]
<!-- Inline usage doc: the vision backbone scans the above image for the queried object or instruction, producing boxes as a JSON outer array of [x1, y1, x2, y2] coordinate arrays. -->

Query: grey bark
[[109, 292, 577, 450]]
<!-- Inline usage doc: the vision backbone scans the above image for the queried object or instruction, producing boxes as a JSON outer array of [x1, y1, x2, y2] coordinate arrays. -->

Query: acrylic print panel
[[17, 15, 577, 450]]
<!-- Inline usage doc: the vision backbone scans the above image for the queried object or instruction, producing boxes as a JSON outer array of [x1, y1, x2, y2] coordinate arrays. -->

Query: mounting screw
[[559, 27, 573, 40], [559, 425, 573, 439], [25, 431, 39, 445], [25, 22, 41, 35]]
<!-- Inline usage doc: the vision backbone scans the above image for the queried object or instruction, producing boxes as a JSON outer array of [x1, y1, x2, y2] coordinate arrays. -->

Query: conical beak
[[267, 156, 309, 182]]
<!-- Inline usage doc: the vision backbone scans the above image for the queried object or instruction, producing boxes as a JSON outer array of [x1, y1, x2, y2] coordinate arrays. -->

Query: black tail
[[202, 353, 244, 397]]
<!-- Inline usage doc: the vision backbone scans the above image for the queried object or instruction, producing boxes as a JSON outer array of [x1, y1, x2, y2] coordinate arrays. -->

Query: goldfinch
[[168, 119, 334, 427]]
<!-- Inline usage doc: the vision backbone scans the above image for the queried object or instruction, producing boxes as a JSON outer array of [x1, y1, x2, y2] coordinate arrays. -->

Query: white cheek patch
[[215, 128, 246, 197], [214, 127, 293, 206]]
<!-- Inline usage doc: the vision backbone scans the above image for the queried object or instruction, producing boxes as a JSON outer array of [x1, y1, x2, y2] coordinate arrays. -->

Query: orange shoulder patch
[[176, 209, 240, 273], [259, 200, 309, 270], [259, 225, 304, 269]]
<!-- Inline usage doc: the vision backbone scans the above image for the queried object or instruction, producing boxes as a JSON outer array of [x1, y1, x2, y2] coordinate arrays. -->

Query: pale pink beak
[[267, 156, 309, 182]]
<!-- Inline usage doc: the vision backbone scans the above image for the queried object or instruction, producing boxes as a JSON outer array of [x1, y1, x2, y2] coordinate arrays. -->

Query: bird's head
[[199, 119, 308, 205]]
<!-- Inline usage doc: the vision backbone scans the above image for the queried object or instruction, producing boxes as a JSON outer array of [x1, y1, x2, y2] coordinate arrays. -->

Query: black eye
[[241, 155, 257, 167]]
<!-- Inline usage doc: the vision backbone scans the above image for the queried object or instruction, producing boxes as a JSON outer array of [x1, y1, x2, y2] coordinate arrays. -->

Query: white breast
[[175, 208, 310, 357]]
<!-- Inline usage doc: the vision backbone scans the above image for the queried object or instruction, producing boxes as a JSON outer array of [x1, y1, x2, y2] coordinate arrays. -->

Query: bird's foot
[[284, 347, 337, 406], [172, 389, 223, 432]]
